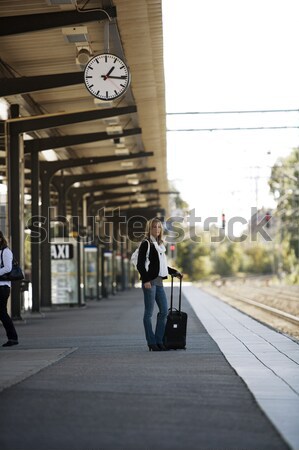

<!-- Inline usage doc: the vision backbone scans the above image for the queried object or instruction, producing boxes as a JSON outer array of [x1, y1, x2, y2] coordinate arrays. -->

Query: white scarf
[[150, 236, 168, 277]]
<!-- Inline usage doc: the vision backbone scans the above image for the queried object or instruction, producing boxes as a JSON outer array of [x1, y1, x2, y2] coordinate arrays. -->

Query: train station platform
[[0, 285, 298, 450]]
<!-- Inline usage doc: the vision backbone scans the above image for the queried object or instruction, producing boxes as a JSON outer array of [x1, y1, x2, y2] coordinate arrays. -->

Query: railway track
[[213, 289, 299, 324], [201, 280, 299, 339]]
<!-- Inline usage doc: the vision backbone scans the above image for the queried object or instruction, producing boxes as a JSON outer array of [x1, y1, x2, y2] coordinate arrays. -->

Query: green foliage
[[269, 147, 299, 258], [244, 244, 272, 274], [286, 264, 299, 284], [174, 195, 189, 212], [176, 235, 212, 280], [212, 241, 244, 277], [176, 233, 275, 280], [168, 181, 190, 212], [172, 149, 299, 284], [273, 236, 298, 274]]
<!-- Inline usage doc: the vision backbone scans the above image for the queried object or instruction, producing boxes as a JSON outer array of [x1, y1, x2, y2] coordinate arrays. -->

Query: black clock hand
[[105, 75, 127, 80], [102, 66, 115, 80]]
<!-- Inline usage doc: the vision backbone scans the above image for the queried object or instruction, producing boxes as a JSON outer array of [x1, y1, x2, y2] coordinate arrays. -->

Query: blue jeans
[[142, 284, 168, 345]]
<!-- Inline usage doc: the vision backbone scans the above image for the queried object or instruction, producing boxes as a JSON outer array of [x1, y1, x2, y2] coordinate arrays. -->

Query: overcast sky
[[162, 0, 299, 224]]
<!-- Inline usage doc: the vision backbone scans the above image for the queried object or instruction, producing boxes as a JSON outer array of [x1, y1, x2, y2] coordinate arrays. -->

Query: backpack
[[130, 239, 150, 272]]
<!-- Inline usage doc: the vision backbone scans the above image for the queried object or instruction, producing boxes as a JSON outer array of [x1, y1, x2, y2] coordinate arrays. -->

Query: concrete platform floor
[[0, 285, 294, 450]]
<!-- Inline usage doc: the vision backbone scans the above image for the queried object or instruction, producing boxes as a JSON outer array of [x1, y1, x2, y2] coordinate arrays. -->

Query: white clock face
[[84, 53, 130, 101]]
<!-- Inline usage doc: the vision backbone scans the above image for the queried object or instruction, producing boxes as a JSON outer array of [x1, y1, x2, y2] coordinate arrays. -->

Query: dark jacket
[[136, 239, 177, 283]]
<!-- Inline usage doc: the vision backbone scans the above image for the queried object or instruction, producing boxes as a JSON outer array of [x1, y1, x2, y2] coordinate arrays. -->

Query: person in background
[[0, 231, 18, 347], [137, 218, 182, 351]]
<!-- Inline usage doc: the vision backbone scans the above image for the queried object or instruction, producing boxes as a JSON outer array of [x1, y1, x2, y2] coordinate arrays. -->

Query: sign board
[[51, 239, 78, 305], [84, 245, 98, 299], [51, 243, 73, 260]]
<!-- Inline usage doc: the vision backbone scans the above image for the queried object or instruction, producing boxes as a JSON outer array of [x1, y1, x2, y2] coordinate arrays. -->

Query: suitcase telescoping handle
[[170, 274, 182, 312]]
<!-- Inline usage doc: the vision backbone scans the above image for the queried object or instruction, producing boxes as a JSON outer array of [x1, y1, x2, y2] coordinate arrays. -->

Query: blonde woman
[[137, 218, 182, 351]]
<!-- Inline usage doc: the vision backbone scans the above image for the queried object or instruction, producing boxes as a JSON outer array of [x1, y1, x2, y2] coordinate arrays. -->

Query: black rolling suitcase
[[163, 275, 187, 350]]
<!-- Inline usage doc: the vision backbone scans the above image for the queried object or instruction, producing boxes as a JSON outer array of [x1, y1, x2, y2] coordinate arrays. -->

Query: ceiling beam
[[40, 151, 153, 178], [93, 198, 160, 209], [4, 105, 137, 134], [68, 179, 157, 198], [0, 7, 117, 36], [108, 207, 165, 220], [51, 167, 156, 192], [0, 60, 83, 151], [89, 189, 159, 202], [0, 72, 84, 97], [24, 127, 141, 153]]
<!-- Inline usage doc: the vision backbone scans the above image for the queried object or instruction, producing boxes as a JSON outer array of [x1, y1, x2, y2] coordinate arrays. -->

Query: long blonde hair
[[145, 218, 164, 245]]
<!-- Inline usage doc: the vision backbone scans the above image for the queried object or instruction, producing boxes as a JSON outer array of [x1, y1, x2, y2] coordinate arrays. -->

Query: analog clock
[[84, 53, 131, 101]]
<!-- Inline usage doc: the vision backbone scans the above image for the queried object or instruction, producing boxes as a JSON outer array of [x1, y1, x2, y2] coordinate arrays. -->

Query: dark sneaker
[[2, 340, 19, 347]]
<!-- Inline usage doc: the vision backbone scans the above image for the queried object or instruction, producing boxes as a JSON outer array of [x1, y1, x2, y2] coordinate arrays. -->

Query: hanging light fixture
[[76, 46, 93, 67]]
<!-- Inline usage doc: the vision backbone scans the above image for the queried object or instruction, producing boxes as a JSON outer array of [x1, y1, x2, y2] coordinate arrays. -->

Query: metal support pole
[[30, 151, 40, 312], [112, 222, 117, 295], [77, 235, 85, 307], [97, 245, 102, 300], [101, 246, 106, 298], [120, 240, 125, 291], [52, 174, 68, 238], [40, 174, 52, 307], [69, 191, 81, 234], [7, 104, 23, 319]]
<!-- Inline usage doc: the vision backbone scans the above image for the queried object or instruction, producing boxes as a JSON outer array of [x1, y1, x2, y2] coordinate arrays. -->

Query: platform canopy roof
[[0, 0, 169, 215]]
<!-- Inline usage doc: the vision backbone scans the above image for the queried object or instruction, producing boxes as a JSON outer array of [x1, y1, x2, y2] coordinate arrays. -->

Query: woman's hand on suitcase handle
[[174, 271, 183, 279]]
